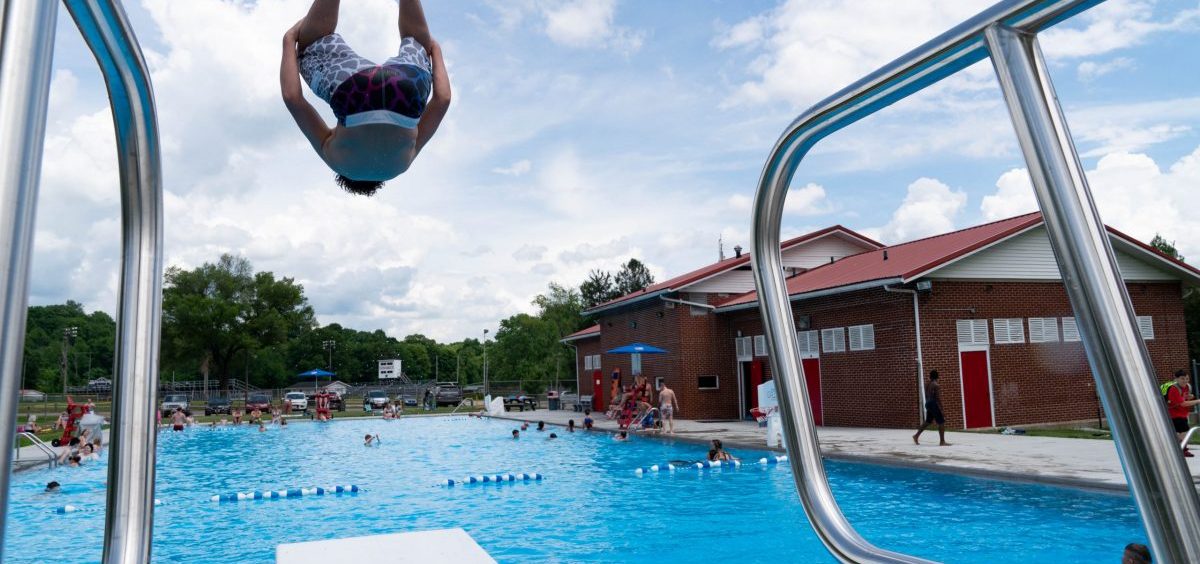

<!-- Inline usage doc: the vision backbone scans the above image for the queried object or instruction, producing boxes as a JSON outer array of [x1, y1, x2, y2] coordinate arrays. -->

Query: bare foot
[[912, 434, 919, 445], [939, 442, 951, 446]]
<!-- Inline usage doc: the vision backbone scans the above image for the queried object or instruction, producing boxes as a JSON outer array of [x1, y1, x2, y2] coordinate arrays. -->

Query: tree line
[[21, 255, 657, 394]]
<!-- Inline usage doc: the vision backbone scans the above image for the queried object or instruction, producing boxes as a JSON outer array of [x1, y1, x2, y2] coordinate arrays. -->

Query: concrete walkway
[[493, 407, 1200, 493]]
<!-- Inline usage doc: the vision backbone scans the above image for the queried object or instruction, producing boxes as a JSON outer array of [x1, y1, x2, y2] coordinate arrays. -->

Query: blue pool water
[[5, 417, 1146, 563]]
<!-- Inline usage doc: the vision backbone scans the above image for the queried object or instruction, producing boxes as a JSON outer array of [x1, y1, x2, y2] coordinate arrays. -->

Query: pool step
[[276, 528, 495, 564]]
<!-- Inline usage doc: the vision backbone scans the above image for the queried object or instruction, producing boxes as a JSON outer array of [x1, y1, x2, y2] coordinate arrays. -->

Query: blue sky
[[34, 0, 1200, 340]]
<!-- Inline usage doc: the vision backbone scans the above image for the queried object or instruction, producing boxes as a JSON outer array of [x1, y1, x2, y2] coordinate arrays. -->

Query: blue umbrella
[[297, 369, 335, 377], [298, 368, 336, 391], [606, 343, 668, 354]]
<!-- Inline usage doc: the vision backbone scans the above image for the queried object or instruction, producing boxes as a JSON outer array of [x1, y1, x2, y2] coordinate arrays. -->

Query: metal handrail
[[15, 432, 58, 469], [1181, 427, 1200, 451], [62, 2, 165, 563], [0, 1, 61, 561], [749, 1, 1200, 563]]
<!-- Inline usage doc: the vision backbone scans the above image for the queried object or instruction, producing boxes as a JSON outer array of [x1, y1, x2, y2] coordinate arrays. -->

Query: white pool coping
[[276, 528, 495, 563]]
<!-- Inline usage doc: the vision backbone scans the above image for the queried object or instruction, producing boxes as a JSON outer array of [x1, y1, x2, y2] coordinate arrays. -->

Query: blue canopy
[[297, 368, 335, 378], [606, 343, 667, 354]]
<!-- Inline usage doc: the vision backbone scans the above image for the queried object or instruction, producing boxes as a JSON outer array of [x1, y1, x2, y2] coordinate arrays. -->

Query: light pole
[[322, 340, 336, 372], [61, 326, 78, 395], [482, 329, 489, 398]]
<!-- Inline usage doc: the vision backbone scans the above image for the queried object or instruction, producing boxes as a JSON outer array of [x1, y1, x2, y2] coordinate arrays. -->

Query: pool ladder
[[749, 1, 1200, 562], [14, 432, 58, 469], [0, 1, 163, 563]]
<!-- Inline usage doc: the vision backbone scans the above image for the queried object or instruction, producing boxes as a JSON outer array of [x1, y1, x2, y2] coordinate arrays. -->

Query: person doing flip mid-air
[[281, 0, 451, 196]]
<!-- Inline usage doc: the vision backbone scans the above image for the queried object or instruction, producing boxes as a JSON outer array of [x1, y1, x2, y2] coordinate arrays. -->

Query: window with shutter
[[821, 328, 845, 353], [1028, 318, 1059, 343], [1062, 317, 1080, 342], [993, 318, 1024, 344], [796, 330, 819, 357], [735, 337, 751, 361], [848, 324, 875, 351], [956, 320, 989, 346], [753, 335, 767, 356], [1137, 316, 1154, 340], [584, 355, 592, 370]]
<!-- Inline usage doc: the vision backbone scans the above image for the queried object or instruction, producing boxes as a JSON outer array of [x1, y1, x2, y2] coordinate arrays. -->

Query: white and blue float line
[[633, 455, 788, 475], [441, 473, 543, 487], [210, 485, 360, 503], [56, 499, 163, 514]]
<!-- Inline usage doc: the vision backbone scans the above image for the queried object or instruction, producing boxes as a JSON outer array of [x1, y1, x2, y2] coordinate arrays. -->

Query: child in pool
[[282, 0, 451, 196]]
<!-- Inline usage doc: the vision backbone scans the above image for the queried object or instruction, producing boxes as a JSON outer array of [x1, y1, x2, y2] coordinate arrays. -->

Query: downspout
[[884, 285, 925, 420], [660, 295, 716, 310], [565, 342, 580, 397]]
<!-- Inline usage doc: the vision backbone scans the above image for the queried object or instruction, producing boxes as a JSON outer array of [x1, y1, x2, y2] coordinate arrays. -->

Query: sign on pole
[[378, 359, 402, 380]]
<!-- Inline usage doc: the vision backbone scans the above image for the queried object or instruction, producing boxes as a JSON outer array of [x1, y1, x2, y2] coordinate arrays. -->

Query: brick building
[[564, 213, 1199, 429]]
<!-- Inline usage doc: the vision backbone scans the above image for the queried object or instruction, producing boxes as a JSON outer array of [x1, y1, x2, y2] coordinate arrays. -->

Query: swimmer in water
[[364, 434, 380, 446], [512, 429, 519, 440]]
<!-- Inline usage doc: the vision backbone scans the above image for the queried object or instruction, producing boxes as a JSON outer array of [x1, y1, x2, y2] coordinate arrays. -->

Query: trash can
[[547, 391, 560, 411]]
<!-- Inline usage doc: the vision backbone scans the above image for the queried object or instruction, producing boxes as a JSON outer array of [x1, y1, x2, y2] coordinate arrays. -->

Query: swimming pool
[[4, 417, 1145, 563]]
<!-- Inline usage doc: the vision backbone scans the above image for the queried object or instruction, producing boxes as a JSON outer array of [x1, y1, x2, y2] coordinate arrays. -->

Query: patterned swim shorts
[[298, 34, 432, 128]]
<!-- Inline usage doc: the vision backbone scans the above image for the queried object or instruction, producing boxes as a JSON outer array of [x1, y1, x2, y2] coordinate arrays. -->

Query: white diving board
[[276, 528, 495, 564]]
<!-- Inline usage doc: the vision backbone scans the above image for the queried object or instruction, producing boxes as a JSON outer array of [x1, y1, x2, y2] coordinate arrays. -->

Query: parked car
[[205, 397, 231, 416], [161, 393, 188, 413], [18, 389, 46, 402], [363, 390, 389, 411], [245, 393, 272, 412], [434, 383, 463, 406], [284, 392, 308, 413], [399, 394, 417, 407]]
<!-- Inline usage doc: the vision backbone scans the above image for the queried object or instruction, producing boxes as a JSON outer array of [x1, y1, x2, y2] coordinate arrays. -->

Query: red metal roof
[[584, 225, 881, 314], [561, 324, 600, 342], [716, 213, 1044, 309], [716, 212, 1200, 310]]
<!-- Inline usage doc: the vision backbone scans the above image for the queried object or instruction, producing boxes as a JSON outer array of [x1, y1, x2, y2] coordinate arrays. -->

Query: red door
[[960, 350, 993, 428], [749, 360, 764, 410], [592, 371, 603, 409], [802, 358, 822, 426]]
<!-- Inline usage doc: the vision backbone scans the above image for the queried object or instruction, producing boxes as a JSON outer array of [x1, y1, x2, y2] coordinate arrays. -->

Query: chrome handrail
[[63, 1, 165, 563], [749, 0, 1200, 563], [15, 432, 59, 469], [1180, 427, 1200, 451], [0, 1, 60, 561]]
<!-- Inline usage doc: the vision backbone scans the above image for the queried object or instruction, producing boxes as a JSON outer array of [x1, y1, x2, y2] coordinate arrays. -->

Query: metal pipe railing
[[984, 25, 1200, 562], [0, 1, 60, 560], [61, 1, 165, 563], [749, 0, 1199, 562]]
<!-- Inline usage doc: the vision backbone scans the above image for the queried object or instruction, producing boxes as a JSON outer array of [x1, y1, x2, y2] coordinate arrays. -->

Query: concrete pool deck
[[491, 408, 1200, 493]]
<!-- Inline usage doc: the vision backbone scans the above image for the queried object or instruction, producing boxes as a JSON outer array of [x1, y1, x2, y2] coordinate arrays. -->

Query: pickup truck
[[161, 393, 188, 413]]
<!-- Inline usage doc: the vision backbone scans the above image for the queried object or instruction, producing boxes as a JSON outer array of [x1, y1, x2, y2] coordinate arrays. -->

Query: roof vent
[[734, 245, 743, 258], [883, 250, 889, 261]]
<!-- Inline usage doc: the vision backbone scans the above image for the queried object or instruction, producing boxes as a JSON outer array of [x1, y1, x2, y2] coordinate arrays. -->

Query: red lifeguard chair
[[57, 396, 87, 445]]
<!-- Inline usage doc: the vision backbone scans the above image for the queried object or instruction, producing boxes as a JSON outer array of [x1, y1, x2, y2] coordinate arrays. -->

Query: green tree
[[580, 269, 619, 308], [23, 301, 116, 392], [1150, 234, 1199, 359], [614, 258, 655, 296], [161, 254, 316, 390]]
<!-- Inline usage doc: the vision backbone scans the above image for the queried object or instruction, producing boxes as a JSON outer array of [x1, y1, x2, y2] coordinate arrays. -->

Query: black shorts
[[924, 403, 945, 425], [1172, 417, 1190, 434]]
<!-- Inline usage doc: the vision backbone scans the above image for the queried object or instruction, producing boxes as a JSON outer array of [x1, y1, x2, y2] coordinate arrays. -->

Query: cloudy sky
[[34, 0, 1200, 341]]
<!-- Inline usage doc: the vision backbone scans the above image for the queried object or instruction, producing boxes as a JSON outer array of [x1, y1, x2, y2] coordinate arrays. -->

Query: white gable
[[781, 233, 873, 270], [930, 226, 1178, 282], [684, 231, 876, 294]]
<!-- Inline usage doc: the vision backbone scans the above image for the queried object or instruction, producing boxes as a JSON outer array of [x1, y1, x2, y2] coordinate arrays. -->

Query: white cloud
[[512, 244, 548, 262], [977, 145, 1200, 259], [712, 16, 767, 50], [865, 178, 967, 244], [1040, 0, 1200, 58], [541, 0, 644, 53], [726, 183, 834, 216], [980, 168, 1038, 221], [493, 159, 533, 176], [1077, 56, 1136, 82]]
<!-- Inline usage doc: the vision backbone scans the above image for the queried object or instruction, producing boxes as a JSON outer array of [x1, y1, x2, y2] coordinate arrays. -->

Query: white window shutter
[[1008, 319, 1025, 343], [821, 328, 845, 353], [957, 320, 973, 345], [848, 326, 862, 351], [973, 320, 988, 345], [993, 319, 1010, 344], [861, 324, 875, 350], [753, 335, 767, 356], [1062, 317, 1080, 342], [1028, 318, 1043, 343], [1137, 316, 1154, 340], [584, 355, 593, 370]]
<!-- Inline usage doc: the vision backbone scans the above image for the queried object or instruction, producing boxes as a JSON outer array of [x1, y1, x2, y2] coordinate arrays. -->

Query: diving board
[[276, 528, 495, 564]]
